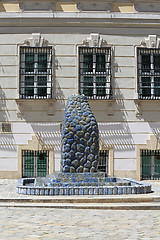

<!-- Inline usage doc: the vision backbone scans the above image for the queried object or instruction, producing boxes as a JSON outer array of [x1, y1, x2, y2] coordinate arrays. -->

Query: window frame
[[78, 46, 112, 100], [22, 150, 49, 178], [137, 47, 160, 100], [19, 46, 53, 99]]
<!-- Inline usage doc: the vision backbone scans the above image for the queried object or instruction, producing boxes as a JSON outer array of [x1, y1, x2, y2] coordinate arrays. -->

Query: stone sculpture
[[61, 94, 99, 173]]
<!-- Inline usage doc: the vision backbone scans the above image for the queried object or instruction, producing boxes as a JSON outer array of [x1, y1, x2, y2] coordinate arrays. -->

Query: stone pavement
[[0, 208, 160, 240], [0, 180, 160, 239]]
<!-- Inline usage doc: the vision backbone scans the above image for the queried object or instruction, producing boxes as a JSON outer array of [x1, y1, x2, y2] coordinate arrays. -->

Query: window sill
[[15, 99, 55, 117], [88, 99, 115, 116], [134, 99, 160, 117]]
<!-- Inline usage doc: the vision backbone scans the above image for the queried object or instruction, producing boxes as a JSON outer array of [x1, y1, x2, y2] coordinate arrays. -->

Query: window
[[137, 48, 160, 100], [141, 150, 160, 180], [1, 123, 11, 133], [97, 150, 108, 173], [22, 150, 49, 177], [20, 47, 52, 99], [79, 47, 112, 99]]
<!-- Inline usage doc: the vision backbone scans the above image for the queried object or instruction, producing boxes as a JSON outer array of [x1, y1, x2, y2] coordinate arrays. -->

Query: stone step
[[0, 196, 157, 203], [0, 202, 160, 210]]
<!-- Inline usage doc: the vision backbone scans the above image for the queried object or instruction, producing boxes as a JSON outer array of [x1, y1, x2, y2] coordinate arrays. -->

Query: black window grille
[[79, 47, 112, 100], [20, 47, 52, 99], [22, 150, 49, 177], [137, 48, 160, 100], [141, 150, 160, 180], [97, 150, 108, 173]]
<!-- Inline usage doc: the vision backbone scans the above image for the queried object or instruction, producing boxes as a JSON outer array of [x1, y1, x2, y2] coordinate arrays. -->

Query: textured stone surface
[[61, 95, 99, 173]]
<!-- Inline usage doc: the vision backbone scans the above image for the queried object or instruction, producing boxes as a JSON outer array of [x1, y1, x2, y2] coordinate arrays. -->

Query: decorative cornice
[[23, 33, 48, 47], [82, 33, 107, 47], [141, 35, 160, 48]]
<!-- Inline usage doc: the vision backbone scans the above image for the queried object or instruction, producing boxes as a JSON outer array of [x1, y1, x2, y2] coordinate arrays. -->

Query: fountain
[[17, 95, 151, 195]]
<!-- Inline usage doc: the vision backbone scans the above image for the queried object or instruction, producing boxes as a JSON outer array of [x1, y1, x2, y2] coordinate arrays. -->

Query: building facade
[[0, 0, 160, 180]]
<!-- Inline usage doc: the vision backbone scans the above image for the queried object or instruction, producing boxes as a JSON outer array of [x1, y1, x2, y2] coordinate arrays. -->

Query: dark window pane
[[25, 76, 34, 97], [37, 76, 47, 97], [154, 55, 160, 74], [25, 53, 34, 72], [37, 76, 47, 86], [25, 76, 34, 86], [23, 151, 34, 178], [154, 77, 160, 97], [83, 54, 93, 72], [83, 77, 93, 96], [141, 77, 151, 97], [37, 151, 47, 177], [38, 53, 47, 72], [96, 77, 106, 96], [96, 54, 105, 71], [140, 54, 151, 75]]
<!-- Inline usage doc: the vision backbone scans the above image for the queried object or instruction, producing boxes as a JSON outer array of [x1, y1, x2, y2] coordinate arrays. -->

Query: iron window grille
[[22, 150, 49, 178], [141, 150, 160, 180], [79, 47, 112, 100], [97, 150, 108, 173], [1, 123, 11, 133], [20, 47, 52, 99], [137, 48, 160, 100]]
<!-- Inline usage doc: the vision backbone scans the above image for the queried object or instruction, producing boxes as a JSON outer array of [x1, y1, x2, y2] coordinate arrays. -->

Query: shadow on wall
[[149, 122, 160, 143], [0, 87, 16, 151], [99, 122, 135, 151], [30, 122, 61, 151]]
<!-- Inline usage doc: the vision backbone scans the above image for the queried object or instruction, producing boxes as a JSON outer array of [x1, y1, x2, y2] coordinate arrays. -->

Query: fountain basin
[[17, 172, 151, 195]]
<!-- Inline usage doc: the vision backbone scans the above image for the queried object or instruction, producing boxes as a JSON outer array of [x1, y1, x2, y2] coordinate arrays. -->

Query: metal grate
[[137, 48, 160, 100], [22, 150, 49, 178], [79, 47, 112, 100], [20, 47, 52, 99], [141, 150, 160, 180], [97, 150, 108, 173], [1, 123, 11, 133]]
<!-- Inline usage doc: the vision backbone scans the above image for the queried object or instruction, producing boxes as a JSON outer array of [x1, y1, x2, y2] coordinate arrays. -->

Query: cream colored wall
[[0, 3, 19, 12], [56, 2, 76, 12], [1, 24, 160, 179], [113, 3, 134, 13]]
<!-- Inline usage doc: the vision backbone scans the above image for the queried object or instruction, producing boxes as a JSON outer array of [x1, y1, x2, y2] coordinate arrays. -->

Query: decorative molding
[[140, 35, 160, 48], [107, 100, 114, 116], [83, 33, 104, 47], [77, 2, 112, 12], [19, 1, 55, 12], [134, 100, 142, 118], [24, 33, 48, 47], [16, 99, 55, 117], [16, 100, 24, 117]]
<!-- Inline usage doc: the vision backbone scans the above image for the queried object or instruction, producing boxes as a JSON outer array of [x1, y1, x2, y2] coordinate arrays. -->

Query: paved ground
[[0, 180, 160, 239], [0, 208, 160, 240]]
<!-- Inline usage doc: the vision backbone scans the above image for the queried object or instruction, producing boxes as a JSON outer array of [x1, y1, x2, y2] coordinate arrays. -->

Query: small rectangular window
[[79, 47, 112, 100], [141, 150, 160, 180], [137, 48, 160, 99], [22, 150, 49, 178], [20, 47, 52, 99], [97, 150, 108, 173], [2, 123, 12, 133]]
